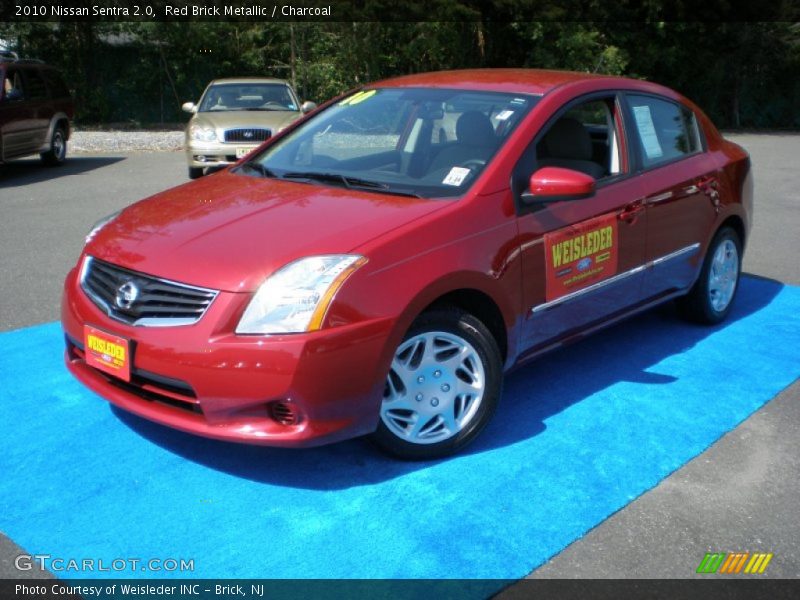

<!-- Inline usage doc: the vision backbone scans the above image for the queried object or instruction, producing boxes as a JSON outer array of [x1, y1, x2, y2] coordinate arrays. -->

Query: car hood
[[190, 110, 301, 133], [86, 170, 448, 292]]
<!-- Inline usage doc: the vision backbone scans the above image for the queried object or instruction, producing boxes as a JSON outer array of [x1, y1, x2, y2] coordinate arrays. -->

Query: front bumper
[[185, 141, 260, 169], [61, 266, 394, 447]]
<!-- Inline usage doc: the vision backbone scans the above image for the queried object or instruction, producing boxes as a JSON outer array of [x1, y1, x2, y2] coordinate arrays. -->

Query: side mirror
[[181, 102, 197, 114], [521, 166, 595, 205], [301, 100, 317, 113]]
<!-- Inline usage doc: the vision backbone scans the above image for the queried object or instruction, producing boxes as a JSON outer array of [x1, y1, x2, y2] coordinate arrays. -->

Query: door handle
[[618, 200, 645, 224]]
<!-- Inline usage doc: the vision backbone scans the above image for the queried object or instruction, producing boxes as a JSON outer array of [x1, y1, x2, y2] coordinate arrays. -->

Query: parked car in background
[[0, 53, 73, 167], [182, 77, 316, 179], [63, 69, 752, 459]]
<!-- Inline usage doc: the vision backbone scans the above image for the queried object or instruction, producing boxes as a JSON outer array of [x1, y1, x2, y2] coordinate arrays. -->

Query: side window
[[2, 69, 25, 101], [41, 69, 70, 99], [535, 97, 622, 180], [23, 69, 48, 101], [627, 94, 701, 168]]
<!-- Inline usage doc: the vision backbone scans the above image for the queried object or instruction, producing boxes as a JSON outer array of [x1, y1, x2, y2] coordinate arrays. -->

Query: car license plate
[[83, 325, 131, 382], [236, 146, 257, 159]]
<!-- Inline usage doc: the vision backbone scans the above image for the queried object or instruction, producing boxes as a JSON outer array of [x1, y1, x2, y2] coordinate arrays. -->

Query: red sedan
[[62, 69, 752, 459]]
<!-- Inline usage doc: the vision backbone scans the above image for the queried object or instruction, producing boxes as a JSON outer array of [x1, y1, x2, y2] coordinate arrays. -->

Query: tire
[[677, 226, 742, 324], [188, 166, 204, 179], [40, 126, 67, 166], [371, 307, 503, 460]]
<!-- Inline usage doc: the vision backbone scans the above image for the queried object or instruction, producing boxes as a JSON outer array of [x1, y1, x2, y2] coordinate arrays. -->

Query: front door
[[515, 94, 648, 354]]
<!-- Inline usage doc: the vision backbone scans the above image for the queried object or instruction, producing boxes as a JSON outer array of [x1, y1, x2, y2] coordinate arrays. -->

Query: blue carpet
[[1, 275, 798, 580]]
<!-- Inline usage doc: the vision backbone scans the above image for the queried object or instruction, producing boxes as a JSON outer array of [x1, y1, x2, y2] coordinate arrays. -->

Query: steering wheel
[[261, 101, 285, 109], [459, 159, 486, 171]]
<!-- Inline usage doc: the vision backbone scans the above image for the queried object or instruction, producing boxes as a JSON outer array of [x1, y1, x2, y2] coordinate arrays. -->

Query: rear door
[[515, 93, 648, 353], [1, 66, 37, 159], [20, 67, 51, 149], [623, 94, 718, 299]]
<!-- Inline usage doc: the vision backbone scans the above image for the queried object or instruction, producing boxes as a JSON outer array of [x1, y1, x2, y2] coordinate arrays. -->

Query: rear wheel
[[188, 166, 204, 179], [677, 226, 742, 324], [41, 126, 67, 166], [371, 308, 502, 460]]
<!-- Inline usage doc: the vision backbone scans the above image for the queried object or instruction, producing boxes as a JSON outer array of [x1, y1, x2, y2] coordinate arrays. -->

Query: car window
[[41, 68, 70, 98], [23, 69, 48, 101], [2, 68, 25, 101], [534, 97, 622, 180], [198, 83, 298, 112], [627, 94, 701, 168], [250, 88, 537, 198]]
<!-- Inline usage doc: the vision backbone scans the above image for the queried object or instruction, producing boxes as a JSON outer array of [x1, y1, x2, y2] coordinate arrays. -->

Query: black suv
[[1, 53, 74, 166]]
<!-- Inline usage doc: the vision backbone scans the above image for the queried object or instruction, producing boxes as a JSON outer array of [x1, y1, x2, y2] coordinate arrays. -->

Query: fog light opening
[[269, 400, 299, 426]]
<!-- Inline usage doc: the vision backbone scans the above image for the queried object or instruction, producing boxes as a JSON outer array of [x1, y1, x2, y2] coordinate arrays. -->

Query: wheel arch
[[40, 112, 71, 151], [421, 288, 508, 364], [718, 214, 746, 249]]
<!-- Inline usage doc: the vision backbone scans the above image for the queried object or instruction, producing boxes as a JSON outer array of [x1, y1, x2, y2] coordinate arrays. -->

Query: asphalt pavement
[[0, 134, 797, 581]]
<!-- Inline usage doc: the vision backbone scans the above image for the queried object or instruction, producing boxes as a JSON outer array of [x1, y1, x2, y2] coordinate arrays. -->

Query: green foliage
[[1, 19, 797, 128]]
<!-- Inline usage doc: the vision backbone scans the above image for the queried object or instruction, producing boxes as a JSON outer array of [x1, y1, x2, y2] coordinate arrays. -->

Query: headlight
[[236, 255, 366, 334], [189, 125, 217, 142], [85, 210, 121, 244]]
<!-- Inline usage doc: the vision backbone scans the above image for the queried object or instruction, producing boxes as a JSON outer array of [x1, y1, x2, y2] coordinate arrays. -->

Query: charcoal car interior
[[427, 110, 498, 173], [537, 117, 606, 179]]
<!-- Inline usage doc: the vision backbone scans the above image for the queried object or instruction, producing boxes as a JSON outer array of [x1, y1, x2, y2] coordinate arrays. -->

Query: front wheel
[[188, 166, 204, 179], [677, 226, 742, 324], [41, 126, 67, 166], [371, 308, 503, 460]]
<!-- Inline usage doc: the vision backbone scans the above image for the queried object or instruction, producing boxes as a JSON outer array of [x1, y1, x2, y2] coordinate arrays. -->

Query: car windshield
[[198, 83, 299, 112], [242, 87, 538, 198]]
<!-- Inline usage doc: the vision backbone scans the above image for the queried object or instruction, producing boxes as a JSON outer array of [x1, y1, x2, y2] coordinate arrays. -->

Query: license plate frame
[[83, 325, 131, 382], [235, 146, 257, 159]]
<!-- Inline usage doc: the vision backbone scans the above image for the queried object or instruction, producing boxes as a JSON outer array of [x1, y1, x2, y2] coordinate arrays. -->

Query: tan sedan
[[182, 77, 315, 179]]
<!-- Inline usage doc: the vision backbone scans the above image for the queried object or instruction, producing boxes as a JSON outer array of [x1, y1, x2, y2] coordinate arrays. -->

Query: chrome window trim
[[80, 255, 219, 327], [531, 243, 700, 314]]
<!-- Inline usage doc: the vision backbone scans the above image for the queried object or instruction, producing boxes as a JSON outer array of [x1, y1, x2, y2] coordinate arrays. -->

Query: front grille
[[224, 128, 271, 143], [81, 256, 218, 326]]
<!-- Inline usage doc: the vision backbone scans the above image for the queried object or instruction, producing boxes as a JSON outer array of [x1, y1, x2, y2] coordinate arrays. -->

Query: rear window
[[41, 68, 70, 98], [23, 68, 48, 101], [627, 94, 701, 168]]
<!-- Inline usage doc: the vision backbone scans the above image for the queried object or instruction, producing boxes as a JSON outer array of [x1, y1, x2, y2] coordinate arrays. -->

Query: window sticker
[[543, 213, 619, 302], [495, 109, 514, 121], [338, 90, 376, 106], [632, 105, 663, 159], [442, 167, 471, 186]]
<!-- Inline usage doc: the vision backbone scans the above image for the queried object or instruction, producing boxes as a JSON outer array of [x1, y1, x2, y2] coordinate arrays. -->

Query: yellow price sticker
[[338, 90, 377, 106]]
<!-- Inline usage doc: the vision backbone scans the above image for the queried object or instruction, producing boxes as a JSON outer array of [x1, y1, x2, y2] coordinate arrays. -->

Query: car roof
[[371, 68, 641, 96], [209, 77, 290, 86]]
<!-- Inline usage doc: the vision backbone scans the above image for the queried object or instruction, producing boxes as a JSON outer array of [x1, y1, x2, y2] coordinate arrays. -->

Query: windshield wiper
[[282, 171, 422, 198], [235, 162, 276, 178]]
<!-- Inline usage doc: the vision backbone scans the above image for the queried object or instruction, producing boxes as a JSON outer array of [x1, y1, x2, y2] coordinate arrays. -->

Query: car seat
[[428, 111, 497, 173], [538, 117, 605, 179]]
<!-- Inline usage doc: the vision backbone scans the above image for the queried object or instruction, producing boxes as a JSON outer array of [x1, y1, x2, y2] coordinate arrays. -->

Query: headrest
[[543, 117, 593, 160], [456, 111, 495, 146]]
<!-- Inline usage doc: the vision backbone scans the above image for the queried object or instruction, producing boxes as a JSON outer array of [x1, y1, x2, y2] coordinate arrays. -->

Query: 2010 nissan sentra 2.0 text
[[62, 69, 753, 459]]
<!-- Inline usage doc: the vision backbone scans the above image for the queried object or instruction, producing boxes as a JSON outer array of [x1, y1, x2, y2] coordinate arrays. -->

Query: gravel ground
[[69, 130, 184, 154]]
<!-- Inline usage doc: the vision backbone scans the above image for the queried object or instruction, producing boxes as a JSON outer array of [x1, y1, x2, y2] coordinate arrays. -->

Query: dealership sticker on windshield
[[84, 325, 131, 382], [544, 213, 619, 302], [442, 167, 471, 186], [338, 90, 377, 106]]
